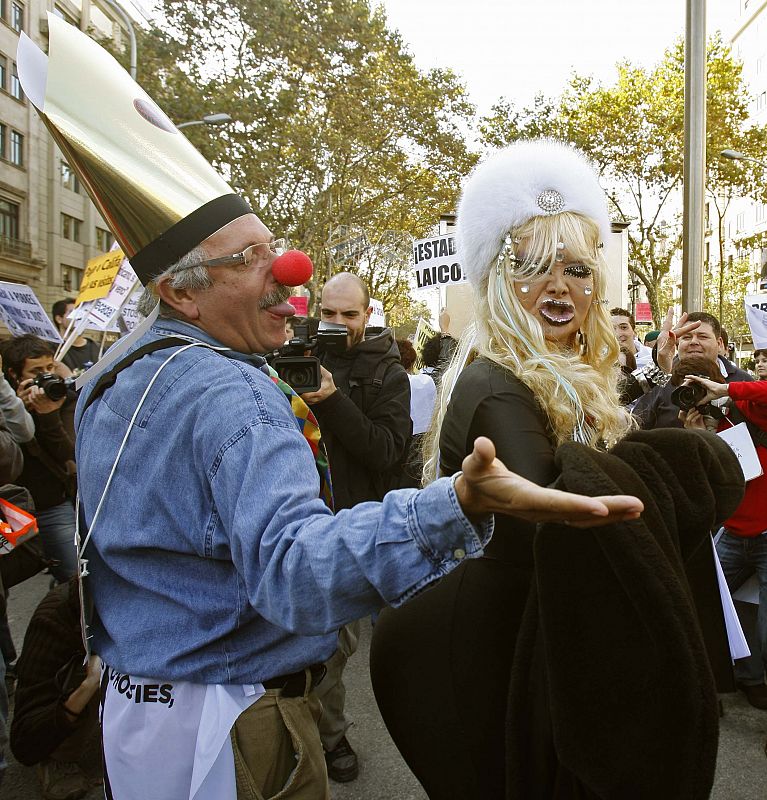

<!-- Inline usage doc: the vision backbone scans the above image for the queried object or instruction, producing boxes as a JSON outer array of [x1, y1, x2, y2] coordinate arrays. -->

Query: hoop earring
[[576, 330, 587, 358]]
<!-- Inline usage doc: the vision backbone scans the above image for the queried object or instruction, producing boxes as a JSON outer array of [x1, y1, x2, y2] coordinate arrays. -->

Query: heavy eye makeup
[[562, 263, 593, 279]]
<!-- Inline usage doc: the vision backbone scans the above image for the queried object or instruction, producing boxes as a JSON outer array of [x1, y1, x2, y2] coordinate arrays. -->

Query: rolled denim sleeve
[[209, 410, 492, 636]]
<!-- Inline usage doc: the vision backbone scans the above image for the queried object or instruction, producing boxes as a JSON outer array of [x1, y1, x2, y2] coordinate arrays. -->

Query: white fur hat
[[457, 139, 611, 288]]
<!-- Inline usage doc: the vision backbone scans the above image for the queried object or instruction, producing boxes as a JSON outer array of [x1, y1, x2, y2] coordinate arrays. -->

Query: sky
[[375, 0, 735, 115]]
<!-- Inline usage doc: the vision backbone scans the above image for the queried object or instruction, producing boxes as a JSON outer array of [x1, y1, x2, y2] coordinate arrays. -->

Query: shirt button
[[453, 548, 466, 560]]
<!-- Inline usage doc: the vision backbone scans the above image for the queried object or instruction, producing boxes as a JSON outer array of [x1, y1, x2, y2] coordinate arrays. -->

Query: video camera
[[32, 372, 77, 401], [271, 319, 348, 393]]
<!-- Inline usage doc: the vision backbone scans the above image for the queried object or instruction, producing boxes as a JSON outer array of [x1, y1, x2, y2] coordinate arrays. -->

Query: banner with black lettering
[[745, 295, 767, 349], [0, 282, 62, 342], [412, 235, 465, 289]]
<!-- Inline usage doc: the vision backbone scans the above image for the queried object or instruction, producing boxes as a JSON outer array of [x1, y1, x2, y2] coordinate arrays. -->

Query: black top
[[62, 338, 102, 374], [633, 355, 753, 430], [313, 329, 411, 509], [439, 357, 558, 560]]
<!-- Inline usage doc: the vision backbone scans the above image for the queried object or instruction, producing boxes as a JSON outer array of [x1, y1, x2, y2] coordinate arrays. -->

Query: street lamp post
[[177, 113, 233, 130], [682, 0, 706, 313], [720, 149, 767, 170], [98, 0, 137, 81]]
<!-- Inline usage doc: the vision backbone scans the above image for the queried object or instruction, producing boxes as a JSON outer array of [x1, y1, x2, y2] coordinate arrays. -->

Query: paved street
[[3, 573, 767, 798]]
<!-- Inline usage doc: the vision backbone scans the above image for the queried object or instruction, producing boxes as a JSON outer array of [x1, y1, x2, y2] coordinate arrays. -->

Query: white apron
[[101, 666, 264, 800]]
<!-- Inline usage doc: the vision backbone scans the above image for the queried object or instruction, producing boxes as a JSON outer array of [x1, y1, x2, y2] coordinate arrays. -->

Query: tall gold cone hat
[[17, 13, 251, 284]]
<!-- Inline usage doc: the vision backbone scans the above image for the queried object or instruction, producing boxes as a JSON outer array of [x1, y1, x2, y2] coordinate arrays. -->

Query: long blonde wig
[[423, 211, 634, 484]]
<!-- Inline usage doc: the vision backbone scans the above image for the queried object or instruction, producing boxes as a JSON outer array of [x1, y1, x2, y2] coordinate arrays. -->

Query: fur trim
[[457, 139, 611, 288]]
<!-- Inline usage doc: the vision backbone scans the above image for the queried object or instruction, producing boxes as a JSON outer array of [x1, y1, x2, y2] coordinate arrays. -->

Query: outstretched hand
[[454, 437, 643, 528]]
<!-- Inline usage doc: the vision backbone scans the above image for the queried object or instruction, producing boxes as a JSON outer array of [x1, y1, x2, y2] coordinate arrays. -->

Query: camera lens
[[282, 365, 315, 390]]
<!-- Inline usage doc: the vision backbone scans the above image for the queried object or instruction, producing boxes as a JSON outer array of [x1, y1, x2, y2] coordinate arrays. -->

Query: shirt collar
[[150, 317, 269, 372]]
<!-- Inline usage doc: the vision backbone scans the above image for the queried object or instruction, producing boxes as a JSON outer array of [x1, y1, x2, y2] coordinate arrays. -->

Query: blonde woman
[[369, 141, 737, 799]]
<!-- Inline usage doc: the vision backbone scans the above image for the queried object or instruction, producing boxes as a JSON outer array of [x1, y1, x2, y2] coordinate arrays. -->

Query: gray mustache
[[259, 286, 292, 309]]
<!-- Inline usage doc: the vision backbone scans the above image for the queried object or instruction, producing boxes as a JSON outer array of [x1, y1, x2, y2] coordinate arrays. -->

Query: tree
[[478, 34, 767, 326], [134, 0, 477, 312], [703, 254, 753, 340]]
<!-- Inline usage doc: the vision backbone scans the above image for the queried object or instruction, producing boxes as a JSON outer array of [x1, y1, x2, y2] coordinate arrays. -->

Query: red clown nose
[[272, 250, 313, 287]]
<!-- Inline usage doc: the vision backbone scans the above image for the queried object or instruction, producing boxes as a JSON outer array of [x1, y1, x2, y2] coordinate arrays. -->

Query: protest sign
[[76, 248, 124, 305], [57, 257, 138, 361], [412, 317, 438, 369], [86, 258, 139, 330], [369, 298, 385, 327], [0, 282, 62, 342], [289, 296, 309, 316], [412, 235, 465, 289], [118, 286, 144, 334], [745, 294, 767, 348]]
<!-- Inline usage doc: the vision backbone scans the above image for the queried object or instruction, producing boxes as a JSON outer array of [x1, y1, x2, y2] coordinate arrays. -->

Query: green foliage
[[126, 0, 477, 314], [703, 255, 754, 339], [388, 299, 433, 340]]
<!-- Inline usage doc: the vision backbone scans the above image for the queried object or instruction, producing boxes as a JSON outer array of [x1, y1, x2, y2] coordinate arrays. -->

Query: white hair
[[136, 245, 211, 318]]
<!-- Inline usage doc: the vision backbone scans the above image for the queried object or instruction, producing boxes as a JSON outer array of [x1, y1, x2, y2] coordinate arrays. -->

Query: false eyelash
[[563, 264, 593, 278]]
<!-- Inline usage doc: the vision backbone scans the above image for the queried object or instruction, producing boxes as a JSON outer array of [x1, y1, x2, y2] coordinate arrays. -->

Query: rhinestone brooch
[[536, 189, 565, 215]]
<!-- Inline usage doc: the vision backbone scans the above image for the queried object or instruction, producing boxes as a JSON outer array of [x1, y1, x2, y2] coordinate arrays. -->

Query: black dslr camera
[[669, 375, 711, 413], [32, 373, 76, 401], [271, 319, 348, 393]]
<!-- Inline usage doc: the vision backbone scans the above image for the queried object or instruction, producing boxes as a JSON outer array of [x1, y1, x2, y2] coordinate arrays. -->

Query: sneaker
[[36, 759, 90, 800], [737, 681, 767, 710], [324, 735, 359, 783]]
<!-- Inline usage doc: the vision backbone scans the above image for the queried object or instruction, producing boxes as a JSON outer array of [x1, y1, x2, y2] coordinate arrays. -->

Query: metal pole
[[682, 0, 706, 312], [99, 0, 137, 81]]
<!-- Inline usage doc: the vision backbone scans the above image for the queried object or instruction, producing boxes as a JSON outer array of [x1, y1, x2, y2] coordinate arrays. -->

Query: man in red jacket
[[681, 372, 767, 709]]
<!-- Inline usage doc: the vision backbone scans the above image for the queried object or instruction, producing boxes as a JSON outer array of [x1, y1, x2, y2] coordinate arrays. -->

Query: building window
[[757, 203, 767, 224], [0, 123, 5, 160], [95, 227, 114, 252], [10, 62, 22, 100], [61, 162, 80, 193], [62, 264, 83, 292], [736, 212, 745, 231], [10, 1, 22, 32], [0, 55, 6, 92], [61, 213, 82, 242], [0, 198, 19, 240], [9, 130, 22, 166]]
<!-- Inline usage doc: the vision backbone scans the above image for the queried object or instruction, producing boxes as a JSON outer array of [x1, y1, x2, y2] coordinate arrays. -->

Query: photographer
[[679, 369, 767, 710], [301, 272, 411, 782], [0, 335, 77, 582], [633, 311, 752, 429]]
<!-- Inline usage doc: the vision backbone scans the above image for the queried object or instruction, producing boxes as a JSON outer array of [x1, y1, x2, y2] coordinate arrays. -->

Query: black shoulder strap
[[347, 357, 395, 409], [80, 337, 191, 417]]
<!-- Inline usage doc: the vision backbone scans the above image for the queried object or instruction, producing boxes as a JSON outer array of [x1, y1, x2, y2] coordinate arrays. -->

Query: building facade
[[721, 0, 767, 293], [0, 0, 124, 320]]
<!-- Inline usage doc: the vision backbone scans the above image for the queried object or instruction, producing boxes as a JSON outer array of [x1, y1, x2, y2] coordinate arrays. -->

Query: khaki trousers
[[315, 620, 360, 751], [230, 673, 329, 800]]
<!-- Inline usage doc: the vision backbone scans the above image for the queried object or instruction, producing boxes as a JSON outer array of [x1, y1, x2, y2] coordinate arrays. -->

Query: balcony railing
[[0, 235, 32, 261]]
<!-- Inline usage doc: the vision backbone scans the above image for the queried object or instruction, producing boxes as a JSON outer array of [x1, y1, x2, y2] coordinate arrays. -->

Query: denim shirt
[[75, 318, 492, 684]]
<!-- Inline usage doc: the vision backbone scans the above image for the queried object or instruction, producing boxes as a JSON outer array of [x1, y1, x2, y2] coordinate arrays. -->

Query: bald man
[[301, 272, 411, 781]]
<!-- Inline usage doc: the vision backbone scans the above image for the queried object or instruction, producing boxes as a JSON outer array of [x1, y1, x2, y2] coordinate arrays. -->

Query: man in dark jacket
[[302, 272, 411, 781], [633, 311, 752, 430]]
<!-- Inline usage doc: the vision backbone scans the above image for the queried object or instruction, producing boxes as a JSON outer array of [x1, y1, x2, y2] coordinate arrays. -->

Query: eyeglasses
[[192, 238, 287, 270]]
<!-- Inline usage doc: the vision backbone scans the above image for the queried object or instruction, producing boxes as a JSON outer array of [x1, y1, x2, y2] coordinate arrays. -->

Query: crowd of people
[[1, 21, 764, 800], [0, 152, 763, 800]]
